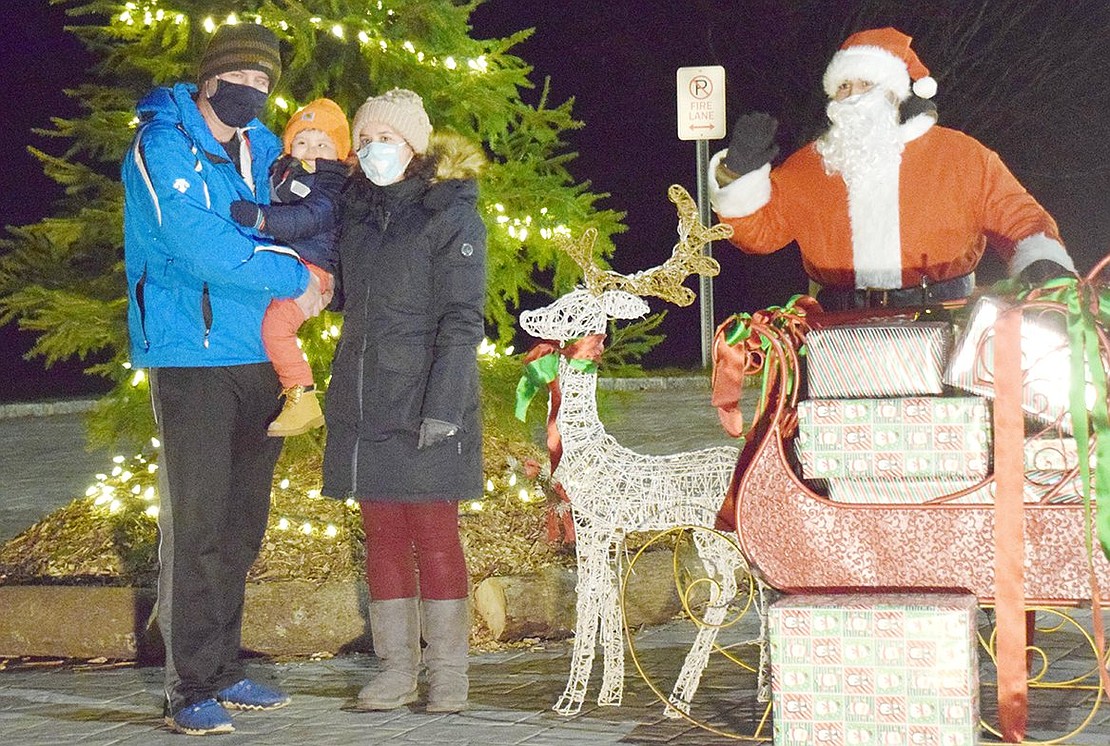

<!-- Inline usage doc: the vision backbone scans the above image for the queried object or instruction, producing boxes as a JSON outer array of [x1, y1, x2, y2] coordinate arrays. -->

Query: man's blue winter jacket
[[122, 83, 308, 368]]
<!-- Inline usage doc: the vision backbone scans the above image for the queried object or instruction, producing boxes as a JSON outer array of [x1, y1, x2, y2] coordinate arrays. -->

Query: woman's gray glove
[[722, 112, 779, 176], [418, 418, 458, 449]]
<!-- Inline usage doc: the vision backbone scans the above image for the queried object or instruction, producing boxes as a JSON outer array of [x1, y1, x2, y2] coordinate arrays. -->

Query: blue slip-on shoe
[[217, 678, 292, 711], [165, 698, 234, 735]]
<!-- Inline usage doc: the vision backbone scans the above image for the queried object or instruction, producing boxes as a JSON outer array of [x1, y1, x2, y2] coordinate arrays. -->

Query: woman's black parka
[[322, 135, 487, 503]]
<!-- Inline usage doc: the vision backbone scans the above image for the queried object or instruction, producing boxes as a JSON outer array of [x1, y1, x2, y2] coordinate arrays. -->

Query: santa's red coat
[[713, 124, 1064, 289]]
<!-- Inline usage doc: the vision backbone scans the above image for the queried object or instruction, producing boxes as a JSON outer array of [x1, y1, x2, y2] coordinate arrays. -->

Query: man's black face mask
[[207, 79, 268, 128]]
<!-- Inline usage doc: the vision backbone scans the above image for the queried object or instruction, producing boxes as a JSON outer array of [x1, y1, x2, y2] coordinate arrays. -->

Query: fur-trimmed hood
[[428, 131, 486, 182], [423, 131, 485, 211]]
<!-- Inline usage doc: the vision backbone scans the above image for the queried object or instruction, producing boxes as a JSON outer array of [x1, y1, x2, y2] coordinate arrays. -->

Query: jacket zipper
[[200, 283, 213, 348], [135, 265, 150, 351], [351, 283, 370, 494], [350, 210, 390, 494]]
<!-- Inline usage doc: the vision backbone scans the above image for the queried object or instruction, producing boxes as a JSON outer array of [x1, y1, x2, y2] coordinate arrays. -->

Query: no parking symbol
[[676, 66, 726, 141]]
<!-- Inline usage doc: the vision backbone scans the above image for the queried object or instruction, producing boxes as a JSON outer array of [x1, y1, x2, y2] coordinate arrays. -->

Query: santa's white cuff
[[900, 112, 935, 143], [1008, 232, 1075, 277], [709, 151, 772, 218]]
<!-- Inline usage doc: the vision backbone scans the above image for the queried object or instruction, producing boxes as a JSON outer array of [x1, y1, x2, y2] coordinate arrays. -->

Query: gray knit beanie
[[351, 89, 432, 154]]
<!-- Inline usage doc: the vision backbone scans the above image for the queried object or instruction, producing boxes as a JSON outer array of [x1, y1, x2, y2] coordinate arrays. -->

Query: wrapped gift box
[[827, 477, 1062, 504], [826, 435, 1087, 504], [944, 295, 1096, 433], [796, 397, 991, 480], [770, 593, 979, 746], [827, 478, 989, 504], [1024, 435, 1089, 471], [1020, 470, 1085, 504], [806, 321, 953, 398]]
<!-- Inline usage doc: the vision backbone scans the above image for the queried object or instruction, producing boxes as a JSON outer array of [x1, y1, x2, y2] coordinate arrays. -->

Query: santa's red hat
[[822, 27, 937, 101]]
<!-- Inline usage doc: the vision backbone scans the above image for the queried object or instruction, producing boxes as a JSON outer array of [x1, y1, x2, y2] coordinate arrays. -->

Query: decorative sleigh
[[709, 275, 1110, 743]]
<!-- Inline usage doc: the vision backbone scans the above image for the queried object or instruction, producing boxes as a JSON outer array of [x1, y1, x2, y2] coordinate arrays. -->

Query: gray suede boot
[[358, 598, 421, 710], [421, 598, 470, 713]]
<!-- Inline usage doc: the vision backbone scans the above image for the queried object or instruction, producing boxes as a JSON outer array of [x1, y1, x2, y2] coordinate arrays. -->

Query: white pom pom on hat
[[912, 75, 937, 99], [822, 27, 936, 102]]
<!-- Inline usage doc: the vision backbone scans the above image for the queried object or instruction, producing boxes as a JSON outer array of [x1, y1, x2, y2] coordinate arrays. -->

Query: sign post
[[676, 65, 726, 368]]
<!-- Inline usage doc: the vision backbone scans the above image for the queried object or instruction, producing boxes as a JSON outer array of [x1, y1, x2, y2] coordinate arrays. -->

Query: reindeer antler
[[555, 185, 733, 307], [556, 228, 608, 294]]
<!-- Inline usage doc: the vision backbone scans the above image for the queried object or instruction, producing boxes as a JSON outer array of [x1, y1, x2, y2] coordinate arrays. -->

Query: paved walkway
[[2, 387, 1110, 743]]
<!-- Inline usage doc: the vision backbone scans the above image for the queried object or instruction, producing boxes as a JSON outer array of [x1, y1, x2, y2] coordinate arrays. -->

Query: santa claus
[[710, 27, 1076, 310]]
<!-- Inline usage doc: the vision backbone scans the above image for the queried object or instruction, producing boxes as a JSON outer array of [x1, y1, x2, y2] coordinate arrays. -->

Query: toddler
[[231, 98, 349, 436]]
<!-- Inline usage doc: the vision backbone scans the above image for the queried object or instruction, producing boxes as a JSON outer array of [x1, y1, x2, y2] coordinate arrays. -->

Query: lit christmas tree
[[0, 1, 628, 591]]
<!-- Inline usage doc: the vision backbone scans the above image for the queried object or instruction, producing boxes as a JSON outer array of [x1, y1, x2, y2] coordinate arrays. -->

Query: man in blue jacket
[[121, 23, 328, 735]]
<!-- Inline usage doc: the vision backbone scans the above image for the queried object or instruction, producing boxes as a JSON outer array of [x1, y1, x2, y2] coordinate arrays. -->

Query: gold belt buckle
[[864, 288, 889, 307]]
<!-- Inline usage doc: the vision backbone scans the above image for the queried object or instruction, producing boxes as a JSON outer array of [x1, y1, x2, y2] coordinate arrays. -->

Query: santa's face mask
[[826, 85, 896, 125]]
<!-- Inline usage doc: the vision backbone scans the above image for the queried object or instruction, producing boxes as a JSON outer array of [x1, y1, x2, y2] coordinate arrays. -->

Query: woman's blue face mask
[[356, 141, 411, 185]]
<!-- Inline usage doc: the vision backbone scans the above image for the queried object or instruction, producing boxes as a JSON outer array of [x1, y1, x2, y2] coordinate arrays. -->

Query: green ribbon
[[1022, 278, 1110, 561], [720, 294, 810, 427], [514, 353, 597, 421]]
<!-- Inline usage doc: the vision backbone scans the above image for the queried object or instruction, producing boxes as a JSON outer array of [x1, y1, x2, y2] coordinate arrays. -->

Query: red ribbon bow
[[522, 335, 606, 545]]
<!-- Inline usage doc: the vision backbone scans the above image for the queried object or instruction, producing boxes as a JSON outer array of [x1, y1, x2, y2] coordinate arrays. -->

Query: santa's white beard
[[817, 89, 904, 182], [816, 89, 905, 288]]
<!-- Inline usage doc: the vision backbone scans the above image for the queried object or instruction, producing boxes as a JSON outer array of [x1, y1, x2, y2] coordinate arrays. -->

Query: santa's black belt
[[816, 272, 974, 311]]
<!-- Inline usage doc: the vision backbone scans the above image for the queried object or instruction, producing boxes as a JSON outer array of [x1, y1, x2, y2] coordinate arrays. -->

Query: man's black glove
[[230, 200, 264, 230], [899, 95, 937, 125], [1019, 259, 1078, 285], [722, 112, 779, 176]]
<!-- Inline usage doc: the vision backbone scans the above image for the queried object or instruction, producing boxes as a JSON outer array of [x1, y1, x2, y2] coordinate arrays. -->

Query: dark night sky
[[0, 3, 102, 401], [4, 2, 1110, 400]]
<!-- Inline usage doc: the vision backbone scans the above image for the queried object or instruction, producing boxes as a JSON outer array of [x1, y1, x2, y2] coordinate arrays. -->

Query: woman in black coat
[[321, 89, 486, 713]]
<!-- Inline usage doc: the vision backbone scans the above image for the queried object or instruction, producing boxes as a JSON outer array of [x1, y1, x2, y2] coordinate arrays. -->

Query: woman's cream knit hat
[[351, 88, 432, 154]]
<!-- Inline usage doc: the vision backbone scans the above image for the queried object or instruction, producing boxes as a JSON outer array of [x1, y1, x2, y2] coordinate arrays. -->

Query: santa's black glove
[[722, 112, 779, 176], [899, 95, 937, 125], [1018, 259, 1078, 285], [230, 200, 264, 230]]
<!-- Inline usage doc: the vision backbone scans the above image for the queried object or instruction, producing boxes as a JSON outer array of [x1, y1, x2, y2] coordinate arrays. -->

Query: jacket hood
[[424, 132, 485, 210], [428, 132, 486, 181]]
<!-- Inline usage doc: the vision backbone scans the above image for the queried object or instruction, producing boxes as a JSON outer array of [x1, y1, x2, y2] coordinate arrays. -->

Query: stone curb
[[598, 375, 709, 391], [0, 580, 372, 660], [0, 380, 709, 418], [0, 557, 685, 659], [0, 398, 98, 420]]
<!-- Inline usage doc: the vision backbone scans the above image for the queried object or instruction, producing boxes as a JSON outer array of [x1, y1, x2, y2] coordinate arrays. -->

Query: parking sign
[[676, 66, 726, 141]]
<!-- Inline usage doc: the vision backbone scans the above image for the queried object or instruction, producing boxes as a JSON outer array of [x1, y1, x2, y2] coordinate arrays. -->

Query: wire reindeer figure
[[519, 185, 762, 716]]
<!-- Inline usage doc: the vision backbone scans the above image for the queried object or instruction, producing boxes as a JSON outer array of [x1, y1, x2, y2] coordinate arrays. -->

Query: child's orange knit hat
[[282, 98, 350, 159]]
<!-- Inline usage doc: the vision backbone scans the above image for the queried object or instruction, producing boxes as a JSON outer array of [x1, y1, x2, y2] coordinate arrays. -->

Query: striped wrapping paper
[[1024, 435, 1088, 471], [795, 397, 991, 480], [806, 321, 953, 398], [826, 476, 1079, 505], [826, 478, 989, 504], [944, 295, 1094, 433]]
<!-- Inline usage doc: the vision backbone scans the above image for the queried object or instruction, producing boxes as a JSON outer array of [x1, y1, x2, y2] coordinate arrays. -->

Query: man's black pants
[[149, 364, 282, 715]]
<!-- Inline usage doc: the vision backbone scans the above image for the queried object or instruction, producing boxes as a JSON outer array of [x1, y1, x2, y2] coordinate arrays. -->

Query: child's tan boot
[[268, 386, 324, 437]]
